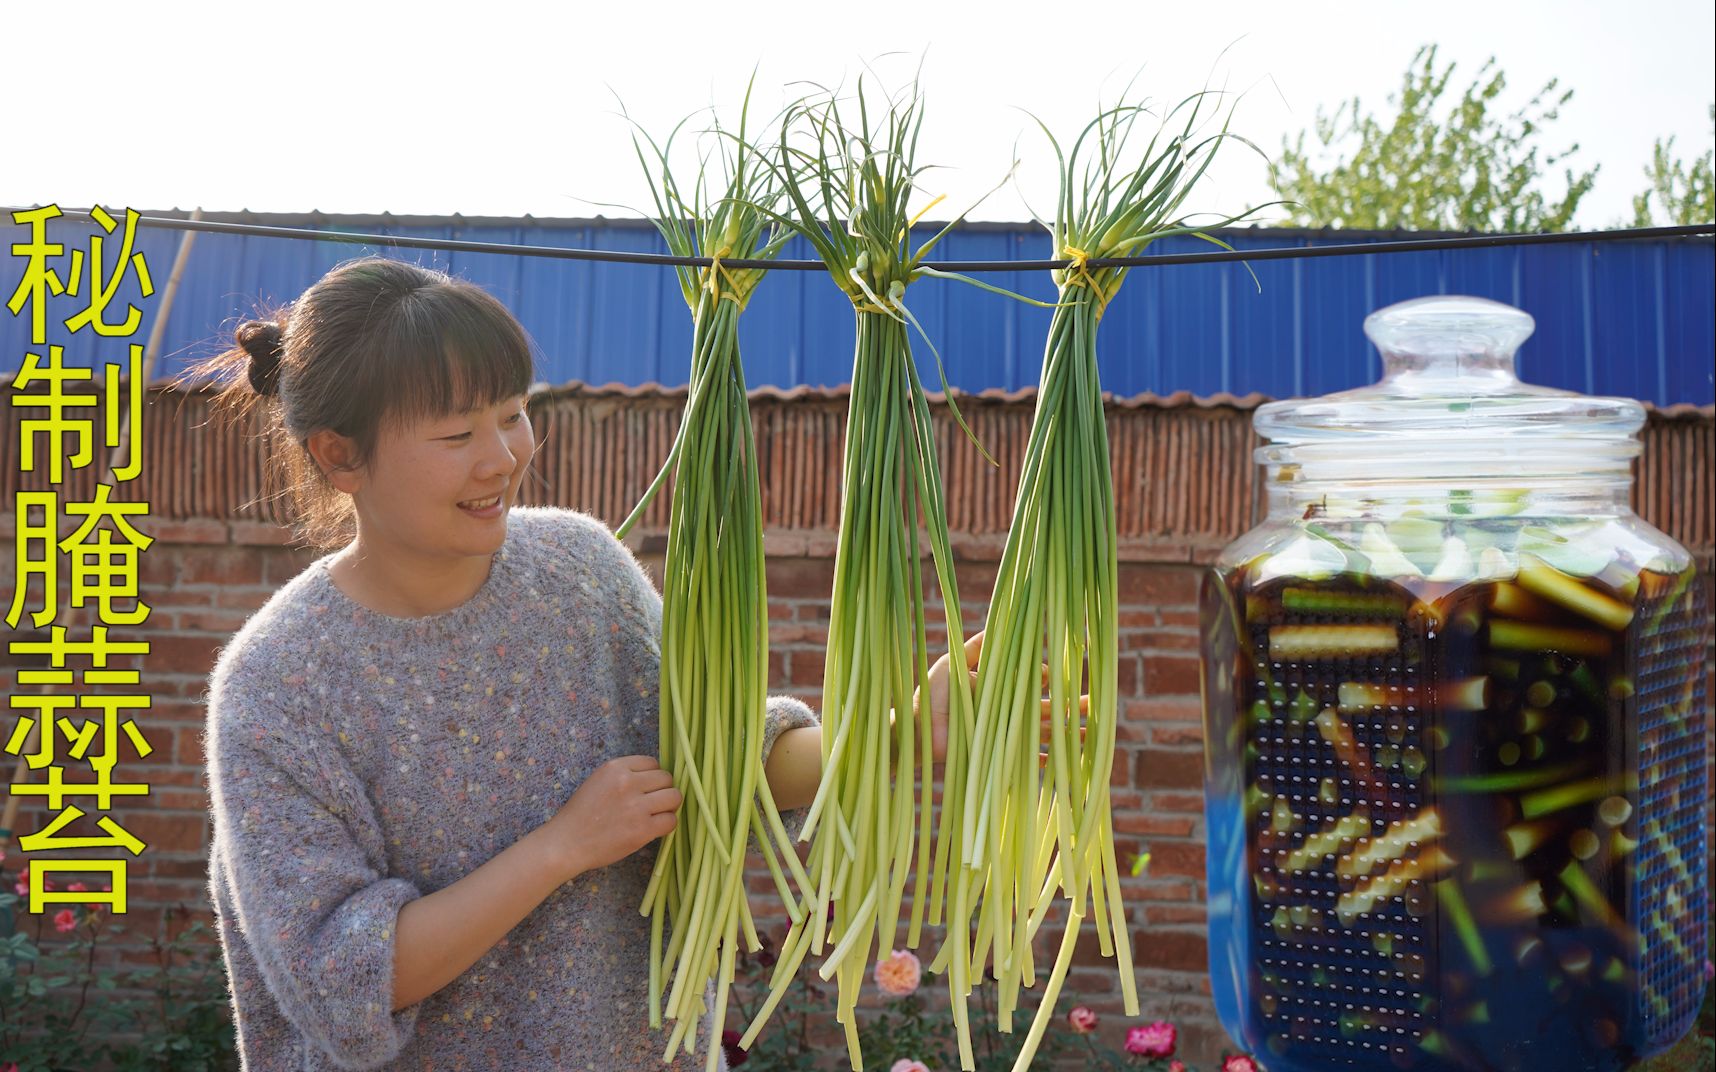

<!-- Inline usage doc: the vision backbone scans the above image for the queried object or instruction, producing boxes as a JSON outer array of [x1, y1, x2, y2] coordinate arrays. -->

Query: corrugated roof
[[4, 213, 1711, 405]]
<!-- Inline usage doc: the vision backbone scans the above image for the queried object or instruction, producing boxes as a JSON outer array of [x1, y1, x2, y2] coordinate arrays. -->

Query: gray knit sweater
[[204, 506, 819, 1070]]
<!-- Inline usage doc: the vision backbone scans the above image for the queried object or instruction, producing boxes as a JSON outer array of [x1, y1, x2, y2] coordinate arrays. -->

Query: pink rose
[[873, 949, 921, 998], [1067, 1005, 1099, 1033], [1222, 1056, 1261, 1072], [1170, 1062, 1187, 1072], [53, 908, 77, 933], [890, 1062, 931, 1072], [4, 1061, 20, 1072], [12, 863, 56, 896], [1125, 1020, 1177, 1058]]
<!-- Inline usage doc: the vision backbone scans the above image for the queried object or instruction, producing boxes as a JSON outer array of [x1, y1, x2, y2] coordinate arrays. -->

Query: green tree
[[1273, 45, 1598, 232], [1630, 104, 1715, 226]]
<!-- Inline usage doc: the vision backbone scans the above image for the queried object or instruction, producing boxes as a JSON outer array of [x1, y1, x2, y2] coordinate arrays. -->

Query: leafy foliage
[[1630, 104, 1716, 226], [1, 864, 237, 1072], [1273, 45, 1597, 232]]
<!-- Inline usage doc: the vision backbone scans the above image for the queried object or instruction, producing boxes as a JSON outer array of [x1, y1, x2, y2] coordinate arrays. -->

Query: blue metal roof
[[3, 211, 1711, 404]]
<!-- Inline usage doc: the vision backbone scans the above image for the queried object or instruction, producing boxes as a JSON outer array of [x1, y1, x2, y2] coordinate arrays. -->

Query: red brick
[[173, 608, 253, 634], [1132, 928, 1208, 973], [1151, 792, 1206, 814], [1114, 720, 1152, 744], [1123, 697, 1203, 722], [150, 788, 209, 811], [129, 765, 203, 788], [788, 648, 826, 688], [124, 811, 210, 854], [1136, 750, 1204, 790], [1142, 631, 1201, 653], [177, 547, 265, 587], [229, 520, 298, 546], [141, 633, 225, 677], [1118, 565, 1202, 608], [1143, 840, 1205, 879], [138, 548, 180, 588], [1116, 654, 1142, 697], [216, 587, 273, 611], [264, 549, 321, 586], [1112, 813, 1196, 838], [150, 519, 229, 545], [1135, 882, 1205, 911], [1109, 750, 1131, 787], [768, 623, 827, 647], [1147, 904, 1210, 925], [142, 854, 214, 880], [1158, 608, 1200, 628], [1151, 723, 1204, 747], [766, 558, 833, 600], [1143, 656, 1201, 697], [174, 729, 207, 767]]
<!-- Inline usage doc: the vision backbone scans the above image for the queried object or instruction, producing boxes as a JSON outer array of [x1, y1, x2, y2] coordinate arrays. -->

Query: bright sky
[[6, 0, 1712, 229]]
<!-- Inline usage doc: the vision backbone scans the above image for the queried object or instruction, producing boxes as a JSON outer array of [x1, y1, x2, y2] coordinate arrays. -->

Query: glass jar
[[1199, 295, 1709, 1071]]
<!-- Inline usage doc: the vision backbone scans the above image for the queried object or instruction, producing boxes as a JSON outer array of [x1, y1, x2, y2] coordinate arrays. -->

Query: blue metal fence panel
[[2, 212, 1711, 405]]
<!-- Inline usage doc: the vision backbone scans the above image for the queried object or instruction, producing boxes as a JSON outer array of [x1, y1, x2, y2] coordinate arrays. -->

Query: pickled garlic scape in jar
[[1197, 296, 1709, 1072]]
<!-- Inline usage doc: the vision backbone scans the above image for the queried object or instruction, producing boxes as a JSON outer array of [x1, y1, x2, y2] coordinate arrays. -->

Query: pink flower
[[1170, 1062, 1187, 1072], [1067, 1005, 1099, 1033], [1125, 1020, 1178, 1058], [68, 881, 88, 893], [4, 1061, 19, 1072], [12, 863, 57, 897], [53, 908, 77, 932], [873, 949, 921, 998], [1222, 1056, 1261, 1072], [890, 1062, 931, 1072]]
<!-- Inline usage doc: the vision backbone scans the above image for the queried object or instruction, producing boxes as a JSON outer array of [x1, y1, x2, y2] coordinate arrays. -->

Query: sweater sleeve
[[206, 660, 423, 1070]]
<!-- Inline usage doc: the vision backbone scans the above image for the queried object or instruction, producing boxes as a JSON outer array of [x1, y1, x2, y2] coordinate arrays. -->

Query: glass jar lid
[[1254, 295, 1644, 481]]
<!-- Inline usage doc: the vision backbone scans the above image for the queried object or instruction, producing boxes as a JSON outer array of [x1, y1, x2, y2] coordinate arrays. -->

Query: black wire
[[8, 206, 1712, 272]]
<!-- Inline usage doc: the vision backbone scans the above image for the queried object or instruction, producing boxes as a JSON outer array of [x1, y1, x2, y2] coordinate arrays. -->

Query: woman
[[196, 256, 860, 1070]]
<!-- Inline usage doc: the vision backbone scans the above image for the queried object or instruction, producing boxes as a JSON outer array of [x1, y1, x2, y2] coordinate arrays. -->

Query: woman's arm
[[763, 725, 823, 811], [391, 825, 571, 1010]]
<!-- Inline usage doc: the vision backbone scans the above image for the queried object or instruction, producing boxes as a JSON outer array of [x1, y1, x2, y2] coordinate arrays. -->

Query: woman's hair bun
[[237, 319, 285, 397]]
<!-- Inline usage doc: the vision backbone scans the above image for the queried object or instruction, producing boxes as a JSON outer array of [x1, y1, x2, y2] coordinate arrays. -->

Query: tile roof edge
[[9, 376, 1707, 419], [524, 381, 1714, 417]]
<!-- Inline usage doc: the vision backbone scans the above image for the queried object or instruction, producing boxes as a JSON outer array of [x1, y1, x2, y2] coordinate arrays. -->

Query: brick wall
[[3, 384, 1711, 1067]]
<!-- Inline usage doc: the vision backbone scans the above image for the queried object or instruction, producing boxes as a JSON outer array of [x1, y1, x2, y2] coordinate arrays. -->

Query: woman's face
[[347, 394, 536, 566]]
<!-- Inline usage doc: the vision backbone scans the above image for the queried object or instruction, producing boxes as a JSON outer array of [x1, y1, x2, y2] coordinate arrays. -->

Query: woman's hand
[[539, 756, 682, 880], [912, 630, 1089, 767]]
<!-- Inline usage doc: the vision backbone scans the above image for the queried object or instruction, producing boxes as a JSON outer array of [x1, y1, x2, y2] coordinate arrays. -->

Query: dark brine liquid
[[1206, 559, 1707, 1071]]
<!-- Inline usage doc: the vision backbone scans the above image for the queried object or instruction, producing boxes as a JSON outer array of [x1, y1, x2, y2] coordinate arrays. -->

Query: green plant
[[0, 855, 237, 1072], [724, 924, 1263, 1072], [1273, 44, 1598, 231], [726, 929, 829, 1071], [1629, 104, 1715, 227]]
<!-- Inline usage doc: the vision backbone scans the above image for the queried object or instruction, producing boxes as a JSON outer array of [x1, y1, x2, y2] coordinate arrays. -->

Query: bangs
[[363, 272, 536, 430]]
